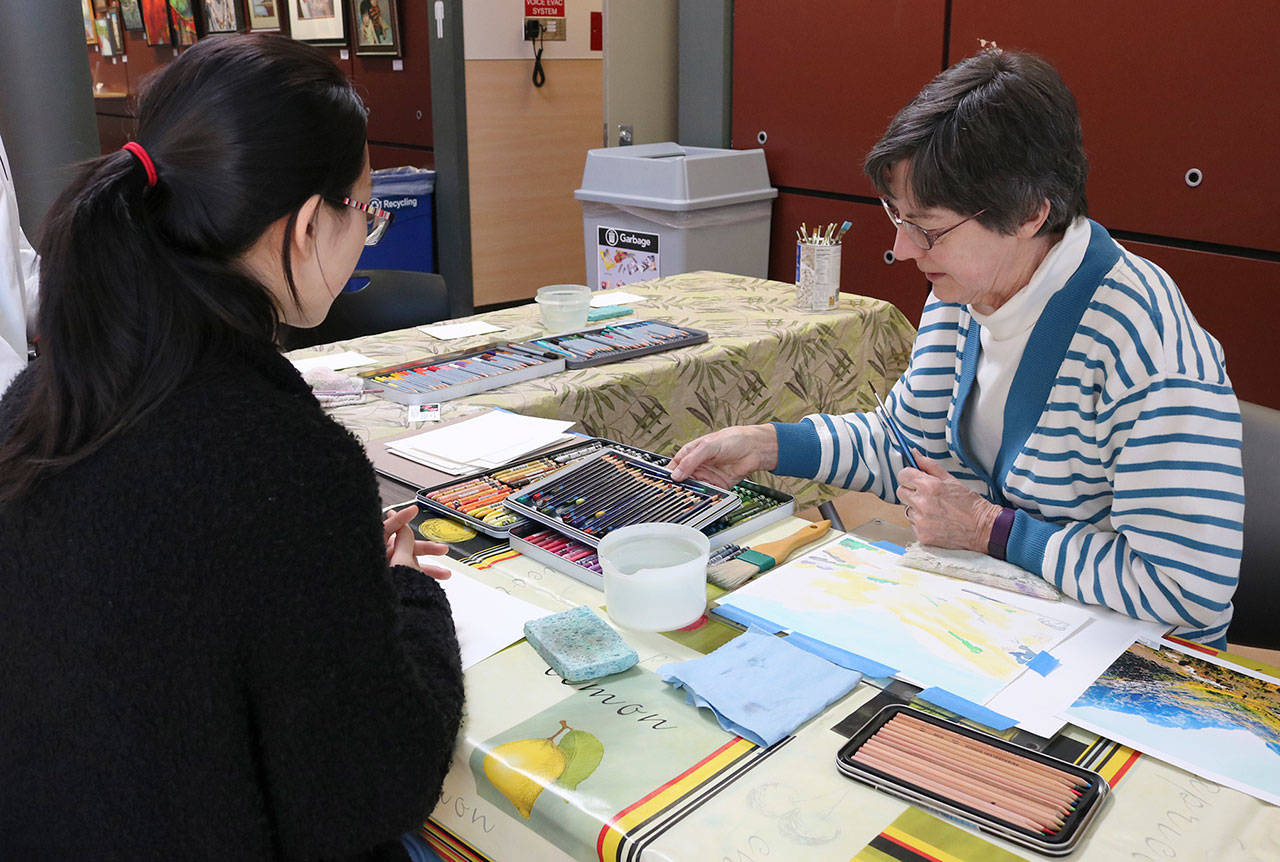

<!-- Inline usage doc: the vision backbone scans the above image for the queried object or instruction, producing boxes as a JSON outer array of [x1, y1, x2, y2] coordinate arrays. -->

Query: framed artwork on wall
[[82, 0, 99, 44], [351, 0, 399, 57], [94, 17, 115, 55], [119, 0, 146, 31], [168, 0, 199, 46], [106, 10, 126, 53], [140, 0, 171, 46], [287, 0, 346, 46], [247, 0, 283, 32], [203, 0, 245, 33]]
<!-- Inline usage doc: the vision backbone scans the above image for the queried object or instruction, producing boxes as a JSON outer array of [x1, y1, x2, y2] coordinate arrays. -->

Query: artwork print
[[119, 0, 145, 31], [1065, 641, 1280, 806], [288, 0, 346, 44], [203, 0, 245, 33], [167, 0, 198, 46], [82, 0, 98, 43], [140, 0, 170, 46], [352, 0, 400, 56], [248, 0, 283, 31]]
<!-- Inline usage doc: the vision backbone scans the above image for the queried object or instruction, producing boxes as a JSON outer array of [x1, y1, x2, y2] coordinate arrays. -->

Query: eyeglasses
[[335, 196, 395, 246], [880, 198, 986, 251]]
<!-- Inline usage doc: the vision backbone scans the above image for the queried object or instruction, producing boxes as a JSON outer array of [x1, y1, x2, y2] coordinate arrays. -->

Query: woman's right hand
[[383, 504, 452, 580], [669, 424, 779, 487]]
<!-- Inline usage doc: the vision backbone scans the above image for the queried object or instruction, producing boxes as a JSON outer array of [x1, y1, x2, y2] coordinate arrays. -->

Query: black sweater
[[0, 342, 464, 859]]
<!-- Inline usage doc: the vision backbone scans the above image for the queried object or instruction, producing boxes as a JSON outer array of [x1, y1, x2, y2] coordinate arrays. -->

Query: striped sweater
[[773, 220, 1242, 645]]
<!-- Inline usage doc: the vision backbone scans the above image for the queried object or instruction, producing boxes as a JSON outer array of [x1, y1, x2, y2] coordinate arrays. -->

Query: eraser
[[587, 305, 633, 322], [523, 605, 638, 682]]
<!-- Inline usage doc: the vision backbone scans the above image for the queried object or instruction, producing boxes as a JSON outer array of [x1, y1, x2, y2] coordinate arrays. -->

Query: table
[[292, 271, 916, 510], [417, 515, 1280, 862], [295, 275, 1280, 859]]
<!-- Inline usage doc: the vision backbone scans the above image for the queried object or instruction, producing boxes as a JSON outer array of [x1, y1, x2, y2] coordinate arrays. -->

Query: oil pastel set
[[415, 438, 667, 537], [515, 319, 708, 369], [415, 437, 795, 547], [836, 706, 1110, 855], [358, 343, 564, 405], [505, 449, 739, 546]]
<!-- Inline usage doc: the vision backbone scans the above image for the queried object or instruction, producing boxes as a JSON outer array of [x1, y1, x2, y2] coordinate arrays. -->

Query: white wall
[[464, 0, 603, 60]]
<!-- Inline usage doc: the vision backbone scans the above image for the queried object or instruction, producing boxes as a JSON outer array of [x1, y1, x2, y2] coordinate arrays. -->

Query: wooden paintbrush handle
[[750, 520, 830, 564]]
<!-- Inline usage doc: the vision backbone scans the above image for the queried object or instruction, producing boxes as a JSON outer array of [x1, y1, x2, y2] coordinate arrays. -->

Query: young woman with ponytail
[[0, 35, 463, 859]]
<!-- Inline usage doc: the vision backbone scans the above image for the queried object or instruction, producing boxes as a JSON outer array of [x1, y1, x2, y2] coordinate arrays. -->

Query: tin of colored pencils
[[835, 705, 1110, 855]]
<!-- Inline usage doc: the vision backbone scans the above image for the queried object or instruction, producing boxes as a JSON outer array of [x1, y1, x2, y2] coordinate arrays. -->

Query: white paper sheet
[[985, 607, 1170, 736], [715, 535, 1166, 735], [290, 351, 377, 372], [590, 290, 648, 307], [387, 433, 576, 475], [418, 320, 505, 340], [432, 564, 545, 669]]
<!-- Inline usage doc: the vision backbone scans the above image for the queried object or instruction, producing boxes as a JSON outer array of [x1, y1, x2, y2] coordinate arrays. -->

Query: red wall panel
[[732, 1, 946, 196], [1121, 240, 1280, 409], [353, 4, 433, 149], [949, 1, 1280, 253], [770, 193, 932, 325]]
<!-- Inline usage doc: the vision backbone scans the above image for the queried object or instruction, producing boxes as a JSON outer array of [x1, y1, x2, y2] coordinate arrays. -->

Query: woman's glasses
[[336, 196, 395, 246], [880, 198, 986, 251]]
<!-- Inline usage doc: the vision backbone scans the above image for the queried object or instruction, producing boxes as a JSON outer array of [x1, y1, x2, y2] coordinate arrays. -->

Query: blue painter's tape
[[710, 604, 787, 635], [784, 631, 897, 678], [871, 540, 906, 555], [915, 687, 1016, 730], [1027, 651, 1060, 676]]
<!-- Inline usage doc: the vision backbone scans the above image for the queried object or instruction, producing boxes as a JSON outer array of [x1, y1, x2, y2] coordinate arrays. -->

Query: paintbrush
[[707, 520, 831, 589]]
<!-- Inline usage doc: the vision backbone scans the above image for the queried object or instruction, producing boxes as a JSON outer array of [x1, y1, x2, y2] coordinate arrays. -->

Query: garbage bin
[[350, 166, 435, 282], [574, 143, 777, 291]]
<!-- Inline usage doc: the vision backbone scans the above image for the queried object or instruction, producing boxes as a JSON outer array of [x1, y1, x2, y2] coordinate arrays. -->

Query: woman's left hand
[[897, 455, 1001, 553]]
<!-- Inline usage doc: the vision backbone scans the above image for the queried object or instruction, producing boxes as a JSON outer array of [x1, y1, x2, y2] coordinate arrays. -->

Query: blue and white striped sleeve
[[1008, 374, 1243, 641], [770, 300, 962, 503]]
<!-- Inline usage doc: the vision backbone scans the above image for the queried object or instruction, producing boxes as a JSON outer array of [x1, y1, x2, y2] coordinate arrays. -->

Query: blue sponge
[[523, 606, 639, 682]]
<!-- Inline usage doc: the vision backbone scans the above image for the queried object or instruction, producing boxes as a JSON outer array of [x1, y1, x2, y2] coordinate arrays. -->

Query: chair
[[283, 269, 450, 350], [1231, 400, 1280, 649]]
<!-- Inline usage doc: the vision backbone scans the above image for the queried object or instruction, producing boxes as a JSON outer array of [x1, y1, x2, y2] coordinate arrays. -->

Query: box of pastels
[[416, 437, 796, 546], [357, 343, 564, 405], [513, 319, 708, 369], [503, 448, 740, 546], [414, 438, 671, 538]]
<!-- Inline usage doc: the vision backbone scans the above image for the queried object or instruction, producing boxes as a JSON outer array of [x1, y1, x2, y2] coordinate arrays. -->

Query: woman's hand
[[897, 455, 1001, 553], [383, 504, 452, 580], [669, 424, 779, 487]]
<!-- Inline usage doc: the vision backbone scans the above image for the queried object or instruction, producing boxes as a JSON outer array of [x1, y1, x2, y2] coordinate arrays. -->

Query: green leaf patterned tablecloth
[[292, 271, 917, 509]]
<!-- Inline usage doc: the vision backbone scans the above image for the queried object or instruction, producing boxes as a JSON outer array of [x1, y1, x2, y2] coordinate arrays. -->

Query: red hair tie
[[122, 142, 158, 187]]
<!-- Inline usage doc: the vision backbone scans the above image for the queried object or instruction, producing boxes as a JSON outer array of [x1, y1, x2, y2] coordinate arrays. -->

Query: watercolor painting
[[1065, 642, 1280, 806]]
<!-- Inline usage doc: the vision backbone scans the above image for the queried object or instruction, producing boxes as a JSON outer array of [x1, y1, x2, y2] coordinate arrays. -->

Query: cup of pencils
[[794, 221, 849, 312]]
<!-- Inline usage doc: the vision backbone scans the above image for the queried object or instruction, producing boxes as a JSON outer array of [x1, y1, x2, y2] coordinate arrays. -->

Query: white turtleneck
[[962, 217, 1090, 476]]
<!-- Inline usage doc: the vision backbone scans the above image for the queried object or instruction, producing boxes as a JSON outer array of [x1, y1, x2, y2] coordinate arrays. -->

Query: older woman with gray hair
[[672, 49, 1242, 646]]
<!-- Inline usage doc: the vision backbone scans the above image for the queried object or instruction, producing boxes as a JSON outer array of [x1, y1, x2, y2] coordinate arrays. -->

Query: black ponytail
[[0, 34, 368, 503]]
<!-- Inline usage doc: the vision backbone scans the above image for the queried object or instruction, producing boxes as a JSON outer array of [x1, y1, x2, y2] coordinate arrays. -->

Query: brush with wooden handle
[[707, 520, 831, 589]]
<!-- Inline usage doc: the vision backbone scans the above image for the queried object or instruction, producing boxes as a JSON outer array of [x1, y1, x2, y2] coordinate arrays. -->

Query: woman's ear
[[1018, 198, 1053, 238], [290, 193, 325, 259]]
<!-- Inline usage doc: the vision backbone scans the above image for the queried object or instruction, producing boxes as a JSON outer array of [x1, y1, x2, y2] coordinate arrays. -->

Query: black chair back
[[284, 268, 450, 350], [1232, 400, 1280, 649]]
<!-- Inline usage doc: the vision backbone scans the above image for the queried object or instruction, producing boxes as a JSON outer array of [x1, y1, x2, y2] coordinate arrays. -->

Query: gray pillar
[[429, 0, 474, 317], [678, 0, 732, 148], [0, 0, 100, 237]]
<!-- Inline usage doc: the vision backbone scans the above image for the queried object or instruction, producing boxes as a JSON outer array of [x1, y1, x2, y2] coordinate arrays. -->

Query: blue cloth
[[658, 627, 862, 748]]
